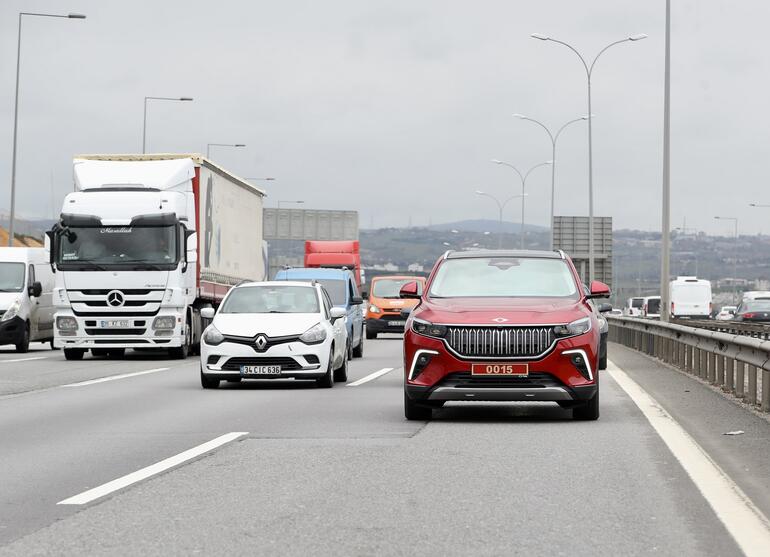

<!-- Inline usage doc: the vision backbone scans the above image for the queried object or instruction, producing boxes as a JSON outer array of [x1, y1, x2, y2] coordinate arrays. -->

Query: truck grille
[[446, 326, 555, 359]]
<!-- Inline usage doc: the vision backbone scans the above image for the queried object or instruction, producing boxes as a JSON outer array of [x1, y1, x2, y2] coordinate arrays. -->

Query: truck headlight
[[299, 323, 327, 344], [56, 315, 78, 331], [554, 317, 592, 338], [152, 316, 176, 330], [1, 300, 21, 322], [202, 325, 225, 346]]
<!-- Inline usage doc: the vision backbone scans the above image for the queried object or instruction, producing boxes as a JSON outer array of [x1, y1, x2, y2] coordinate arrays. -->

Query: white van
[[0, 247, 55, 352], [670, 276, 712, 319], [642, 295, 661, 319], [624, 297, 644, 317]]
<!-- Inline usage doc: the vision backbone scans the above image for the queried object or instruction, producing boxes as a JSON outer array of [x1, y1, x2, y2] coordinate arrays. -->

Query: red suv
[[400, 250, 610, 421]]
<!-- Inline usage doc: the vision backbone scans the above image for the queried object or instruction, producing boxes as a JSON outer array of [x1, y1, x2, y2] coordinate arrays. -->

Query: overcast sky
[[2, 0, 770, 235]]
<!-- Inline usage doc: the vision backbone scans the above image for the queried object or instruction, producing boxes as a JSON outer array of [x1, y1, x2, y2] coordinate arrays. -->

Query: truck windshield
[[57, 226, 178, 269], [0, 263, 25, 292], [221, 286, 319, 314], [429, 257, 579, 299]]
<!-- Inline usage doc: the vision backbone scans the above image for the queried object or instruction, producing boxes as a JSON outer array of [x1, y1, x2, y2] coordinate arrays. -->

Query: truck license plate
[[388, 321, 406, 327], [98, 320, 131, 328], [471, 363, 529, 376], [240, 365, 281, 375]]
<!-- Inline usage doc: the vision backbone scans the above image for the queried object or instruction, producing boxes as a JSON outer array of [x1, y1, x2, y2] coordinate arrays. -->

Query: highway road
[[1, 337, 769, 555]]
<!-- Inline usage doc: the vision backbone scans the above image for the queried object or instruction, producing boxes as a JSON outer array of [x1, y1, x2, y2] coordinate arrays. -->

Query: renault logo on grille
[[255, 335, 268, 351], [106, 290, 125, 308]]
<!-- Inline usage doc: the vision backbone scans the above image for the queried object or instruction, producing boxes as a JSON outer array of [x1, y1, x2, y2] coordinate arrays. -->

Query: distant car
[[624, 297, 644, 317], [365, 275, 426, 338], [715, 305, 737, 321], [734, 300, 770, 323], [608, 308, 623, 316], [642, 296, 661, 319], [199, 281, 349, 389], [274, 267, 365, 358]]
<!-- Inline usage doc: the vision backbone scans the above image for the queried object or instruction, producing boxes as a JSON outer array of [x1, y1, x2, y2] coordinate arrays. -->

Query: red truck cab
[[304, 241, 364, 288]]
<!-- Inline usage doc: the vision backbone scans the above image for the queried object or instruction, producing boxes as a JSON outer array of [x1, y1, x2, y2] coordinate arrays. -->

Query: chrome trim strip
[[562, 348, 594, 381], [428, 386, 572, 401]]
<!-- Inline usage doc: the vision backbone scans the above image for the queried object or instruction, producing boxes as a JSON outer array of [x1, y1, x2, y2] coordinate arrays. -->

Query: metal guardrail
[[608, 316, 770, 412], [671, 318, 770, 340]]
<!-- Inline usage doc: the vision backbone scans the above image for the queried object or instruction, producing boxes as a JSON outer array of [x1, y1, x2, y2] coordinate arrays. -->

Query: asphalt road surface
[[1, 338, 769, 556]]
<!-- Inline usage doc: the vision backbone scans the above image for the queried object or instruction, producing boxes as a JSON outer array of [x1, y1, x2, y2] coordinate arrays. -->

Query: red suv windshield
[[428, 256, 579, 299]]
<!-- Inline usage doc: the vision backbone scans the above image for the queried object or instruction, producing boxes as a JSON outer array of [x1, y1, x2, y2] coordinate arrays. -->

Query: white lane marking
[[608, 361, 770, 557], [61, 367, 170, 387], [0, 356, 48, 363], [58, 432, 248, 505], [347, 367, 395, 387]]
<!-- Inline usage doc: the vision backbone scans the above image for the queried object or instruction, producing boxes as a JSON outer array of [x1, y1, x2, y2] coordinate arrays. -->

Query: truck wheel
[[91, 348, 109, 357], [64, 348, 85, 361], [15, 323, 30, 353], [169, 344, 188, 359], [352, 335, 364, 358]]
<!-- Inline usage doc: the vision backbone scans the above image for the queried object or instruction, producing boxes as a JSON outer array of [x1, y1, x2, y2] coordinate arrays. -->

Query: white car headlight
[[554, 317, 592, 338], [299, 322, 327, 345], [202, 325, 225, 346], [1, 300, 21, 322]]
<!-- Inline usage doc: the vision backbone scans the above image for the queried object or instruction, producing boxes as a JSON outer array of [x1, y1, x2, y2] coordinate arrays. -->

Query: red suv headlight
[[553, 316, 592, 338], [411, 318, 448, 339]]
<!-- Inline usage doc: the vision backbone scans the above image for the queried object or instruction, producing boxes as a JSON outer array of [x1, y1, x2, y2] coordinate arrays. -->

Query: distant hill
[[0, 227, 43, 247], [426, 219, 547, 234]]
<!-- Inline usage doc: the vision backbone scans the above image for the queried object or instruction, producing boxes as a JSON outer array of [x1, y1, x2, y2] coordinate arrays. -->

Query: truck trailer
[[48, 154, 266, 360]]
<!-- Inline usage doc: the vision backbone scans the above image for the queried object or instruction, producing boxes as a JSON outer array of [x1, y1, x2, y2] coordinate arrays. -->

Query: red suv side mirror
[[399, 281, 421, 299], [587, 280, 611, 299]]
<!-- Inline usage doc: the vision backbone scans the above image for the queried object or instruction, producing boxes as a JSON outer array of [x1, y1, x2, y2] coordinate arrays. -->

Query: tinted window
[[743, 300, 770, 312], [221, 286, 319, 314], [631, 298, 643, 308], [646, 298, 661, 314], [372, 278, 424, 298], [429, 257, 578, 299], [316, 279, 347, 306]]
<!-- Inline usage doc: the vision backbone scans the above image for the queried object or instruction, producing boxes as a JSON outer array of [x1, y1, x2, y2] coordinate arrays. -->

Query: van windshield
[[0, 263, 25, 292], [631, 298, 643, 308]]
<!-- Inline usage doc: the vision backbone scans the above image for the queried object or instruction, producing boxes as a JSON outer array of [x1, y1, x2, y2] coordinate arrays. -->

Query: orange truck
[[365, 275, 426, 338]]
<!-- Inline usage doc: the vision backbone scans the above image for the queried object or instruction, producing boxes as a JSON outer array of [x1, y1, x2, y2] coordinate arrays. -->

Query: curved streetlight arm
[[541, 37, 590, 76], [523, 161, 552, 183], [554, 116, 588, 142], [476, 191, 503, 211], [491, 160, 524, 184], [516, 116, 554, 144], [501, 193, 526, 210], [589, 38, 633, 75]]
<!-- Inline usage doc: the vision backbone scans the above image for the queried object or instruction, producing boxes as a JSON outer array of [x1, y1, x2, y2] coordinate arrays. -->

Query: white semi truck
[[48, 154, 266, 360]]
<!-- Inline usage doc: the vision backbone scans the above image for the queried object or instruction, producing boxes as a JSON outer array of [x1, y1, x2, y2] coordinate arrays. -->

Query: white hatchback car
[[199, 281, 349, 389]]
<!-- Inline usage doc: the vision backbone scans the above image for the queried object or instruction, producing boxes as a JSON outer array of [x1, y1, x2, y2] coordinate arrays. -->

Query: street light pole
[[8, 11, 86, 247], [513, 114, 589, 249], [206, 143, 246, 159], [531, 32, 647, 281], [142, 96, 193, 154], [660, 0, 672, 322], [491, 160, 551, 249], [474, 190, 528, 249], [715, 216, 739, 305]]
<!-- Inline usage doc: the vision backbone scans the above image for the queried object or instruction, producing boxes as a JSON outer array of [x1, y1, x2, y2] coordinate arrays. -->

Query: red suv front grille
[[446, 326, 555, 359]]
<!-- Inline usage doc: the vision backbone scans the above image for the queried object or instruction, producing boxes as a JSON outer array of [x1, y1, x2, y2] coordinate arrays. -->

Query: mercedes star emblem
[[106, 290, 125, 308], [255, 334, 268, 351]]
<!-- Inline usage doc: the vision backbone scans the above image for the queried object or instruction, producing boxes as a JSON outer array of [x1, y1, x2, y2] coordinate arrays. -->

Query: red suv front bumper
[[403, 328, 599, 405]]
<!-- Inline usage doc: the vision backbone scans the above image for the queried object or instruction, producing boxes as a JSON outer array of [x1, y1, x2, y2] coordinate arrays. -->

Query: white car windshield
[[221, 286, 319, 314], [429, 257, 578, 299]]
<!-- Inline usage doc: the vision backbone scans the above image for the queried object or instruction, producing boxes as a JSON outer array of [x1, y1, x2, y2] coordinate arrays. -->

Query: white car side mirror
[[200, 307, 215, 320], [330, 307, 346, 321]]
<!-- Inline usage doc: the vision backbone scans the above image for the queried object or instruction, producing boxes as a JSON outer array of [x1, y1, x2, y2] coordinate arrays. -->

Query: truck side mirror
[[45, 230, 56, 269], [183, 230, 197, 272], [28, 281, 42, 298]]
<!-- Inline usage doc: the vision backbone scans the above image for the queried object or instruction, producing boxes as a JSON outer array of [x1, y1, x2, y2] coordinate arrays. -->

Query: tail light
[[671, 302, 675, 314], [743, 312, 756, 319], [709, 302, 713, 314]]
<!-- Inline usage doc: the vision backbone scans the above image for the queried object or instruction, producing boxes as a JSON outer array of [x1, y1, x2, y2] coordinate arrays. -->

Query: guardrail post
[[716, 355, 725, 387], [747, 365, 757, 406], [762, 369, 770, 412], [736, 362, 745, 398], [707, 352, 716, 384], [725, 358, 735, 393]]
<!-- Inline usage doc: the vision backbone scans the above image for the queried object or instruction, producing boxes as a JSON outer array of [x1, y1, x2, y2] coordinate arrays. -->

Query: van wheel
[[15, 323, 30, 353], [64, 348, 85, 361], [91, 348, 109, 357]]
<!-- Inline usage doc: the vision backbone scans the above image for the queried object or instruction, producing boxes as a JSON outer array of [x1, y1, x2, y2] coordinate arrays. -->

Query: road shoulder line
[[57, 432, 248, 505], [608, 360, 770, 557]]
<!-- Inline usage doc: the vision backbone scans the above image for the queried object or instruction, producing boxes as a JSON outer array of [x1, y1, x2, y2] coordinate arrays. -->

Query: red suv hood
[[416, 297, 590, 325]]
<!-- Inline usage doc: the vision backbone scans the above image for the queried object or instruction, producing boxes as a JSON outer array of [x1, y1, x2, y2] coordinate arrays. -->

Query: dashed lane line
[[57, 432, 249, 505], [608, 360, 770, 557], [0, 356, 48, 364], [347, 367, 396, 386], [61, 367, 170, 387]]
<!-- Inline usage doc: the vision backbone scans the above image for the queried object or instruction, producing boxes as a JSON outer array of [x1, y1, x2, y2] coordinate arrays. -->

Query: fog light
[[154, 330, 173, 337], [408, 349, 438, 381], [564, 349, 593, 381], [152, 316, 176, 330]]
